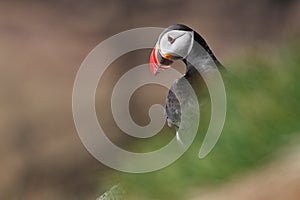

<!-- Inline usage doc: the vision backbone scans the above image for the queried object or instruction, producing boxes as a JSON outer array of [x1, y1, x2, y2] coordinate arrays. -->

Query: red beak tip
[[150, 48, 159, 76]]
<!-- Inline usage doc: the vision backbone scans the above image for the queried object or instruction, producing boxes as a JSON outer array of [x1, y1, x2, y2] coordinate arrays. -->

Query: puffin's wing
[[165, 85, 181, 128], [165, 75, 201, 129], [165, 76, 192, 128]]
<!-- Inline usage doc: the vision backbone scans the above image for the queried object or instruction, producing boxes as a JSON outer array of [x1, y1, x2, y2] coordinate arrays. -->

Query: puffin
[[149, 24, 225, 144]]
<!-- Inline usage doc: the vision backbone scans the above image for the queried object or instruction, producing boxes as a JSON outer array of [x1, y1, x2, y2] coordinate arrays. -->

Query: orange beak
[[149, 47, 172, 76]]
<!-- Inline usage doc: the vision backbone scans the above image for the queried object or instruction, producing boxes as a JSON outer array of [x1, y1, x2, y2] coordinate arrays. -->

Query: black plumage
[[164, 24, 225, 129]]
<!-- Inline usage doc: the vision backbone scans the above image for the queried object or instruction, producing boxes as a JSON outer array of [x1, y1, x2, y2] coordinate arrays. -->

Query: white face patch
[[159, 30, 194, 59]]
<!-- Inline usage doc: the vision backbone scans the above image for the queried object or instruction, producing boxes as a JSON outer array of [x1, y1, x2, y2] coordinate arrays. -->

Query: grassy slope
[[103, 42, 300, 200]]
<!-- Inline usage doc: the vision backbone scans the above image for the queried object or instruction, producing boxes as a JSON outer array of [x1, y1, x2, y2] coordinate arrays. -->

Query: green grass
[[101, 41, 300, 200], [97, 184, 123, 200]]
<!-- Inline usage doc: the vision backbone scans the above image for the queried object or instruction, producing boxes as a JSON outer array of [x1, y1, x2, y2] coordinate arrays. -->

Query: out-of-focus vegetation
[[1, 0, 300, 199], [101, 41, 300, 200], [96, 184, 123, 200]]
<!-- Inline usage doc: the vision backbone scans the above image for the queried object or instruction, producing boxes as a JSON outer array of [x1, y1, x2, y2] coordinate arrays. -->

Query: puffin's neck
[[182, 32, 224, 77]]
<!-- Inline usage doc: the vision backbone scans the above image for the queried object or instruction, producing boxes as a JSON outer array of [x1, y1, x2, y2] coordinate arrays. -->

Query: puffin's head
[[150, 24, 194, 75]]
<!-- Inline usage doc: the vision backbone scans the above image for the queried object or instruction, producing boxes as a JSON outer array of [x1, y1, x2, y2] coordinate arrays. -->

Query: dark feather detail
[[164, 24, 225, 128]]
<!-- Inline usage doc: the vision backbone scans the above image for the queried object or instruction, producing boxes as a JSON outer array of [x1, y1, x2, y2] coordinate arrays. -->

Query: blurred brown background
[[1, 0, 300, 199]]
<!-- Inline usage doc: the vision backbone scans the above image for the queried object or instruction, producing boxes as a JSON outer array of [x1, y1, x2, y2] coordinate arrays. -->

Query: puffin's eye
[[168, 36, 175, 44]]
